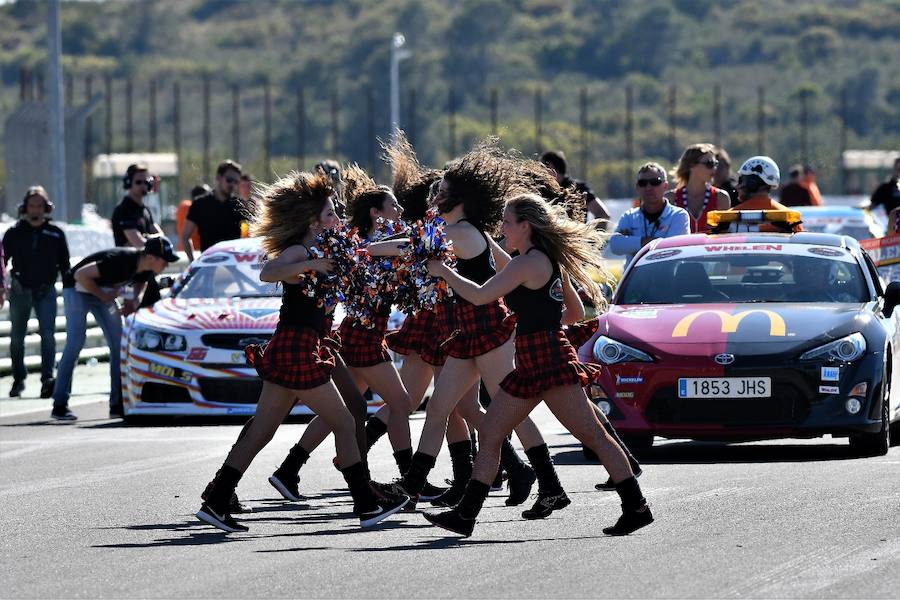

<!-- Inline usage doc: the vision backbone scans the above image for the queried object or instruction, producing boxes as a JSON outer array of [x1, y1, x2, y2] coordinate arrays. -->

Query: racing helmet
[[738, 156, 780, 187]]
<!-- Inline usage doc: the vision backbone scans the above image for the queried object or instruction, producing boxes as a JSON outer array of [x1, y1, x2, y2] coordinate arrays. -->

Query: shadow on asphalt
[[551, 439, 862, 465]]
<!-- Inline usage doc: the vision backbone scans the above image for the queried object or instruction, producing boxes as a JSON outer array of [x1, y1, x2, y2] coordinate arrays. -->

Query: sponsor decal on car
[[621, 308, 659, 319], [821, 366, 840, 382], [807, 247, 845, 258], [704, 244, 783, 253], [187, 347, 209, 361], [616, 375, 644, 385], [616, 392, 635, 399], [645, 249, 682, 261], [672, 309, 786, 338], [818, 385, 840, 394], [231, 352, 247, 364]]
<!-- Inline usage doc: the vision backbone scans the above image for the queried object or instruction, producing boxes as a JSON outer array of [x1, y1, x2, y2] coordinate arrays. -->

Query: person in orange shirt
[[175, 185, 208, 252], [731, 156, 802, 232], [802, 164, 823, 206]]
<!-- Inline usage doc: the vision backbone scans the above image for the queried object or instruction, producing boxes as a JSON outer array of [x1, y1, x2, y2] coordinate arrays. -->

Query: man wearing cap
[[51, 236, 179, 420], [1, 186, 71, 398]]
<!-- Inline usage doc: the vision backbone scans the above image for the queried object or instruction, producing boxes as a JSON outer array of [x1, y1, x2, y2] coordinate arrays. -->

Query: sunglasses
[[225, 176, 240, 184], [636, 177, 664, 187], [698, 159, 719, 169]]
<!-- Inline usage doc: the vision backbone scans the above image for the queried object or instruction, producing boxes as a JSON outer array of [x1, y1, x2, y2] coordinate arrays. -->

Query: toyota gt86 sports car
[[587, 212, 900, 456], [120, 238, 369, 419]]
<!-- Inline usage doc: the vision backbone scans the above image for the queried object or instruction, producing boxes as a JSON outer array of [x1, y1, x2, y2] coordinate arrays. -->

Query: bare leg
[[354, 362, 414, 451], [416, 357, 480, 456], [471, 391, 540, 484], [224, 382, 298, 473]]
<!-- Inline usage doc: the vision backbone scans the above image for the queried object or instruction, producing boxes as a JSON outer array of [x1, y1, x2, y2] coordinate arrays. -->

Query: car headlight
[[799, 332, 866, 362], [592, 336, 653, 365], [134, 328, 187, 352]]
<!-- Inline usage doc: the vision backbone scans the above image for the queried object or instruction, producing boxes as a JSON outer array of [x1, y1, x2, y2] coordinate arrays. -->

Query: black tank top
[[503, 247, 563, 335], [454, 219, 496, 285], [278, 245, 326, 332]]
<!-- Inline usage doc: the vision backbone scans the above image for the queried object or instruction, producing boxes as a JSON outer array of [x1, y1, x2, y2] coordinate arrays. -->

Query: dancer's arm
[[260, 244, 333, 283], [487, 236, 512, 271], [366, 240, 404, 257], [428, 253, 541, 306], [560, 272, 585, 324]]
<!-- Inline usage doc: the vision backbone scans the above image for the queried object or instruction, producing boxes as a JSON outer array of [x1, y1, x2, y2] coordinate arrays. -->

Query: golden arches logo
[[672, 310, 786, 338]]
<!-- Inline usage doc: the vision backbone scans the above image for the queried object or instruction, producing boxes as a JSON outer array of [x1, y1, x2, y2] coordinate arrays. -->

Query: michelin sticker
[[818, 385, 840, 394], [616, 375, 644, 385], [820, 367, 840, 382]]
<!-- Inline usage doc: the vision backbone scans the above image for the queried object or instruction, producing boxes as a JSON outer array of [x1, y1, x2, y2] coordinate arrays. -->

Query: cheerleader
[[423, 193, 654, 537], [667, 143, 731, 233], [517, 159, 643, 490], [196, 171, 408, 532], [371, 143, 563, 517]]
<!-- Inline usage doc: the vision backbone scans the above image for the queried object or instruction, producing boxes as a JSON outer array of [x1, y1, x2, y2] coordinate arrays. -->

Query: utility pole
[[47, 0, 67, 220], [390, 33, 411, 133]]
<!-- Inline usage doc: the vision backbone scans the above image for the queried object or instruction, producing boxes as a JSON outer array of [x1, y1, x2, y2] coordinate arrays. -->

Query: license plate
[[678, 377, 771, 398]]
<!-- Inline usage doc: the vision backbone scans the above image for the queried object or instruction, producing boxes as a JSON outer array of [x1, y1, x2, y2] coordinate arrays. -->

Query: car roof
[[653, 232, 859, 250], [201, 237, 264, 255]]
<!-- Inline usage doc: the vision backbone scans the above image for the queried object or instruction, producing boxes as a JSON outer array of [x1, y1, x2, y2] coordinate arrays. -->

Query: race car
[[120, 238, 377, 419], [587, 210, 900, 456], [795, 205, 885, 241]]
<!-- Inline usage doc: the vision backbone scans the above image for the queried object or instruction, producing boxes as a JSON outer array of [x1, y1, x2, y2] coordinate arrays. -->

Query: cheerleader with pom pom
[[423, 193, 654, 537], [195, 171, 409, 533]]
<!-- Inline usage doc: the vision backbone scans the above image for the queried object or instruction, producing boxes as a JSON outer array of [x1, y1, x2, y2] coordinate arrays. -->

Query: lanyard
[[676, 185, 711, 230]]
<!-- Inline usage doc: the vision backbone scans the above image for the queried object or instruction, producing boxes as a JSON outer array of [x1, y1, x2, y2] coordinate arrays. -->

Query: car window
[[174, 264, 280, 299], [618, 248, 871, 304]]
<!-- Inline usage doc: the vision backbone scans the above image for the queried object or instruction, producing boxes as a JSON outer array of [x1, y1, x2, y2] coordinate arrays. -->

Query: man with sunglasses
[[182, 159, 245, 262], [609, 163, 690, 267]]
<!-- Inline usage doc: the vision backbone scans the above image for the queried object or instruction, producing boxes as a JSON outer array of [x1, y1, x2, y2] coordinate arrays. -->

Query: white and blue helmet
[[738, 156, 780, 188]]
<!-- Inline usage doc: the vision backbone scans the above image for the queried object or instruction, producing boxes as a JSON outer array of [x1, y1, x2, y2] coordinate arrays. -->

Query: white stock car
[[120, 238, 378, 420]]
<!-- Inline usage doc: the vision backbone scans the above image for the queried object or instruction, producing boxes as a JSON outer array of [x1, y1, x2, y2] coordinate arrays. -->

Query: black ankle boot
[[201, 465, 243, 515], [524, 444, 565, 497], [393, 447, 413, 477], [521, 491, 571, 520], [423, 508, 476, 537], [365, 417, 389, 451], [603, 504, 654, 535], [431, 440, 473, 507], [400, 451, 436, 497]]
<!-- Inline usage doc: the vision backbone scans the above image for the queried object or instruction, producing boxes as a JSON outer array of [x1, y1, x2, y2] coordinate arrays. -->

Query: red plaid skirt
[[500, 328, 599, 399], [563, 319, 599, 351], [420, 301, 454, 367], [246, 325, 335, 390], [442, 299, 516, 359], [337, 315, 392, 368], [386, 310, 434, 356], [320, 314, 342, 351]]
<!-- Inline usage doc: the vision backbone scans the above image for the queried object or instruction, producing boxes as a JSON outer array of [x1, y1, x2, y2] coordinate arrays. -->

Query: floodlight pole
[[48, 0, 67, 220], [390, 33, 411, 134]]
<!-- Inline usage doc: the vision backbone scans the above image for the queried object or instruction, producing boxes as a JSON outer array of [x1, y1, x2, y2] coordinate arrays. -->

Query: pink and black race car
[[120, 238, 380, 419], [583, 217, 900, 457]]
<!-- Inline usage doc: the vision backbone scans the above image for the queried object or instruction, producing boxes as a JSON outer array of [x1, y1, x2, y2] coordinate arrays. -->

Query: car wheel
[[849, 390, 890, 457]]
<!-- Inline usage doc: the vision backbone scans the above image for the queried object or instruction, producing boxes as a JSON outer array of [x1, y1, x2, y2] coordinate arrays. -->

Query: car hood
[[133, 297, 282, 331], [599, 303, 872, 356]]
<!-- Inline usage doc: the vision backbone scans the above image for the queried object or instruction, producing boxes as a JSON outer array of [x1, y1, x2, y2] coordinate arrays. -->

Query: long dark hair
[[342, 163, 393, 234], [384, 132, 441, 223], [250, 171, 334, 257], [440, 138, 518, 235]]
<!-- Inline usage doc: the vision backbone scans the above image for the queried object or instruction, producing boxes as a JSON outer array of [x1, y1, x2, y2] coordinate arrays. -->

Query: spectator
[[887, 206, 900, 234], [51, 236, 179, 421], [1, 186, 70, 398], [609, 162, 690, 267], [730, 156, 801, 232], [175, 185, 209, 252], [869, 157, 900, 217], [802, 164, 823, 206], [540, 150, 611, 225], [112, 163, 165, 307], [238, 174, 253, 202], [779, 164, 813, 206], [667, 142, 731, 232], [713, 147, 739, 207], [182, 160, 245, 262]]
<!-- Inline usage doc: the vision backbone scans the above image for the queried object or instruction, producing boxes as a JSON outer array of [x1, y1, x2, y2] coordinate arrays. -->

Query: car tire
[[849, 390, 890, 457]]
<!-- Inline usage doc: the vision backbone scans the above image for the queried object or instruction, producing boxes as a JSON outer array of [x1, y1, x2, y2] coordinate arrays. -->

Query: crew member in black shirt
[[869, 157, 900, 218], [182, 159, 245, 262], [50, 236, 179, 421], [1, 186, 71, 398], [540, 150, 611, 228], [111, 163, 165, 306]]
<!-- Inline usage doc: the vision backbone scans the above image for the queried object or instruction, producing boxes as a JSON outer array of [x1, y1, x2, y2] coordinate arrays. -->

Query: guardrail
[[0, 253, 187, 375]]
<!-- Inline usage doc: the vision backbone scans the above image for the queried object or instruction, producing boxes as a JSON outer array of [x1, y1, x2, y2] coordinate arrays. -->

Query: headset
[[18, 187, 54, 216], [123, 163, 152, 192]]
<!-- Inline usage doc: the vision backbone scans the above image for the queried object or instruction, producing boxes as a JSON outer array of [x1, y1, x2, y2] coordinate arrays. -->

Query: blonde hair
[[249, 171, 334, 257], [505, 193, 612, 309], [672, 142, 716, 187]]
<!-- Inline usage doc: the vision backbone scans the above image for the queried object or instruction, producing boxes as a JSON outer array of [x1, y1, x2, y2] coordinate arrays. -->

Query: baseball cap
[[144, 236, 180, 262]]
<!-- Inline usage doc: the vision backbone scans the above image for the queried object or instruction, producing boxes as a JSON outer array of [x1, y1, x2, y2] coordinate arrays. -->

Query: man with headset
[[1, 186, 71, 398], [111, 163, 165, 308]]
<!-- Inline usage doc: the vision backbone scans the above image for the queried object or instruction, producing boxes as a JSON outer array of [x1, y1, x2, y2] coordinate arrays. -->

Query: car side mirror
[[157, 276, 175, 290], [884, 281, 900, 318]]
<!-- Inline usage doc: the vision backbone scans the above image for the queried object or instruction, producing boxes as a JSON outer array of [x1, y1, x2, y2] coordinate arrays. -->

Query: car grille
[[645, 381, 810, 425], [141, 382, 192, 404], [197, 378, 263, 404], [201, 333, 271, 350]]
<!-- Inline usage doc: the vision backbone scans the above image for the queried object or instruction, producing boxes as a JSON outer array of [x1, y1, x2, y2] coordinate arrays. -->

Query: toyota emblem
[[714, 353, 735, 365]]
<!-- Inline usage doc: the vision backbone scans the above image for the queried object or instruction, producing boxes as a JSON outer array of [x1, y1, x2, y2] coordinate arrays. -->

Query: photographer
[[1, 186, 71, 398], [50, 236, 179, 421]]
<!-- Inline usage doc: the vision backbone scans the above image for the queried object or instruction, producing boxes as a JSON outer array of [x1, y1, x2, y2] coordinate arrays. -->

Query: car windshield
[[174, 263, 279, 299], [617, 245, 871, 305]]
